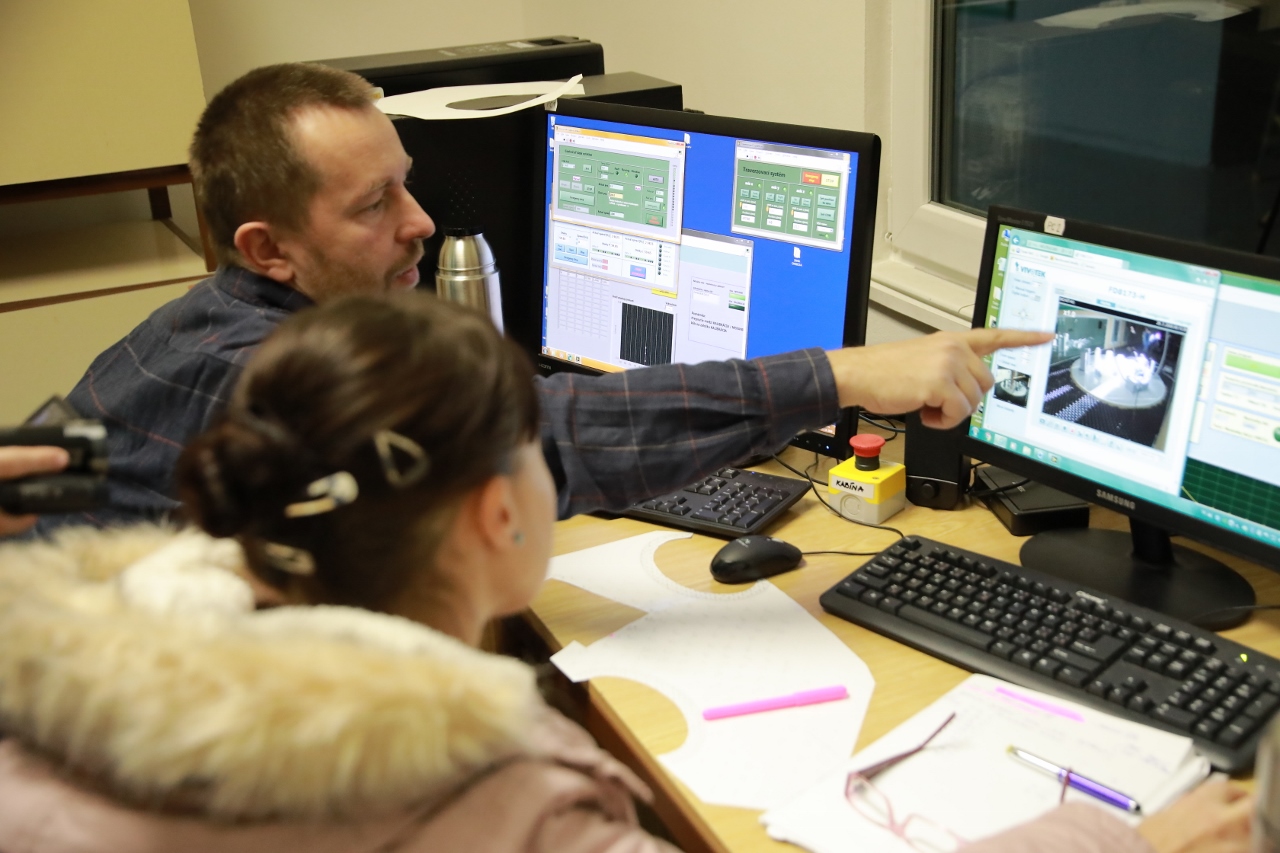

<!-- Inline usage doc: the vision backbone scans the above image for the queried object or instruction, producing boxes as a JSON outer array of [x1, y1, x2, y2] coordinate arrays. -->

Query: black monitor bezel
[[531, 98, 881, 380], [966, 204, 1280, 572]]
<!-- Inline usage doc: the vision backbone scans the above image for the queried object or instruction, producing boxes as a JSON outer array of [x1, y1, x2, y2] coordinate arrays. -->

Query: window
[[873, 2, 1280, 334], [938, 0, 1280, 255]]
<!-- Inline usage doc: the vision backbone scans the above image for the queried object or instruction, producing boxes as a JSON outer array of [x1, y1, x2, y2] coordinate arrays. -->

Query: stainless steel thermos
[[434, 228, 504, 333]]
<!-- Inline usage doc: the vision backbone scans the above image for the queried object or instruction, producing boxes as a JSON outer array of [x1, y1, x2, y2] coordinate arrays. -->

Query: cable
[[859, 412, 905, 440], [1189, 602, 1280, 624], [967, 462, 1029, 498], [969, 477, 1030, 499]]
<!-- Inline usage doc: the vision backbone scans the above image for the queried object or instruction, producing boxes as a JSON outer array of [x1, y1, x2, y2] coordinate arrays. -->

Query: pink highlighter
[[702, 685, 849, 720]]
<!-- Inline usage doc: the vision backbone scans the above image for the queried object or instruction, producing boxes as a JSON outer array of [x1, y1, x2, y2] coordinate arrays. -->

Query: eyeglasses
[[844, 712, 968, 853]]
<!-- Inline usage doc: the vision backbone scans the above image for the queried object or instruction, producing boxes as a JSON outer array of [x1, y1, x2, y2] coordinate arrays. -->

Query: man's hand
[[1136, 777, 1252, 853], [827, 328, 1054, 429], [0, 446, 70, 536]]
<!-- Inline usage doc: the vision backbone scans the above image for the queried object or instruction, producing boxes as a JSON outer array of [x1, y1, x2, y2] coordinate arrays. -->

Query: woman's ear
[[233, 221, 297, 283], [471, 473, 521, 554]]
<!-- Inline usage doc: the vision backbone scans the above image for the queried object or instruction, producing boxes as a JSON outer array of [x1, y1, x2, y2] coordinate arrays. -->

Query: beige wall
[[187, 0, 529, 98], [525, 0, 868, 131]]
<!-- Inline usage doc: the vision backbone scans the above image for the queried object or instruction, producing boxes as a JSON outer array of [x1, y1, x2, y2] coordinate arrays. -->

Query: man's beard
[[297, 240, 424, 303]]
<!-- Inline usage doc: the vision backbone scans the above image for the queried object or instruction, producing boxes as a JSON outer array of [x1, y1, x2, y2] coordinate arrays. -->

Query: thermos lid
[[437, 226, 497, 273]]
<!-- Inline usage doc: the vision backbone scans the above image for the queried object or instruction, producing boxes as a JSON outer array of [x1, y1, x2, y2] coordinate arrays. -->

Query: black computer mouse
[[710, 536, 804, 584]]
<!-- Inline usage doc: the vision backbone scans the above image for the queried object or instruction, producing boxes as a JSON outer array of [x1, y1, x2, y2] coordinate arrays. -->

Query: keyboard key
[[1034, 658, 1062, 678], [1047, 646, 1098, 673], [1069, 635, 1125, 663], [879, 597, 903, 615], [857, 573, 888, 590], [1128, 695, 1154, 714], [1153, 704, 1198, 732], [835, 579, 866, 600], [897, 604, 993, 651], [1194, 719, 1221, 740], [990, 641, 1017, 659], [1013, 649, 1038, 667], [1218, 721, 1253, 748], [1056, 666, 1088, 687], [1246, 694, 1280, 720]]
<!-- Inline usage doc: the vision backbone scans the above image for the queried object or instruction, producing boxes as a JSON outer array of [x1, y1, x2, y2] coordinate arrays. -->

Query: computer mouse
[[710, 536, 804, 584]]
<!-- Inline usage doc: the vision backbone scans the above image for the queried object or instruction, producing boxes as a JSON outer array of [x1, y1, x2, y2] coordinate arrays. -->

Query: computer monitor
[[968, 205, 1280, 629], [534, 99, 880, 457]]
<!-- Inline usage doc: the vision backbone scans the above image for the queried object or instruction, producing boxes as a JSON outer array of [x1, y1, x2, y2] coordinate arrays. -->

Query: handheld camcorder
[[0, 396, 108, 515]]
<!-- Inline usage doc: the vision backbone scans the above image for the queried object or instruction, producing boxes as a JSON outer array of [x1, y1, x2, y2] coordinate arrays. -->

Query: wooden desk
[[523, 444, 1280, 853]]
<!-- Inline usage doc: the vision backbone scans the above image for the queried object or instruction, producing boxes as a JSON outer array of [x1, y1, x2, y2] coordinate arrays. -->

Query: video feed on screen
[[1042, 299, 1184, 450], [993, 368, 1032, 408]]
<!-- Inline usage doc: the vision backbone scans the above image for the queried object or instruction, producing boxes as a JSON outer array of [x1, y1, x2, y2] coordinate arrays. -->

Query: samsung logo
[[1096, 489, 1136, 511]]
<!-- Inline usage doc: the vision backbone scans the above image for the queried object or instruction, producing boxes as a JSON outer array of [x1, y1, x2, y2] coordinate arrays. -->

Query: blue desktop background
[[545, 115, 861, 359]]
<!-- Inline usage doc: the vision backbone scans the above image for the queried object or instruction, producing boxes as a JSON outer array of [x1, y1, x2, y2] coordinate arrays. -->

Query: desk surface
[[523, 443, 1280, 853]]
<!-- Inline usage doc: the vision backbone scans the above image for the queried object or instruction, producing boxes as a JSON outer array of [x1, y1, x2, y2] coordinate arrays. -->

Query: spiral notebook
[[761, 674, 1210, 853]]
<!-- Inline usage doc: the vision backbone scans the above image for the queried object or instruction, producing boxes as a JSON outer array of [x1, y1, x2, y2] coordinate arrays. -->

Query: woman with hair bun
[[0, 293, 1252, 852]]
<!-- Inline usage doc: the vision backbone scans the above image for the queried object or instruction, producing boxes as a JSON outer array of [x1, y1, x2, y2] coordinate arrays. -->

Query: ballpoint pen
[[1007, 745, 1142, 814]]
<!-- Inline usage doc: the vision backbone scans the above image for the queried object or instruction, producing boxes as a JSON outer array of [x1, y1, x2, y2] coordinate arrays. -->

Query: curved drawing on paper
[[548, 530, 875, 810]]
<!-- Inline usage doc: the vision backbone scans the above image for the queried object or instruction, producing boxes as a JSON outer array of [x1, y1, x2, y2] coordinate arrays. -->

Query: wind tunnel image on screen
[[993, 367, 1032, 408], [1041, 299, 1185, 450]]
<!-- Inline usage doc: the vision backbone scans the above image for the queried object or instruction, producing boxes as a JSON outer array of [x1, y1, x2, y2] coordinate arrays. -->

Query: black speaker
[[904, 412, 970, 510]]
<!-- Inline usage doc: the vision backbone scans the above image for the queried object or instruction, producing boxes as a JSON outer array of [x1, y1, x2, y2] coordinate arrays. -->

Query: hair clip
[[284, 471, 359, 518], [373, 429, 430, 488], [262, 542, 316, 576]]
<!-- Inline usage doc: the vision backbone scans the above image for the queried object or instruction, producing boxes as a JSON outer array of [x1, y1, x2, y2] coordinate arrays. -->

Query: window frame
[[869, 0, 985, 333]]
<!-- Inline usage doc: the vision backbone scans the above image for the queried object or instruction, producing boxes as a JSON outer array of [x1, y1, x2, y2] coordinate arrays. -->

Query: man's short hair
[[190, 63, 377, 266]]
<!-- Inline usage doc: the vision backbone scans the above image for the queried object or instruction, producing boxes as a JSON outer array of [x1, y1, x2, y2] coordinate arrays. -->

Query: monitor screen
[[967, 207, 1280, 625], [536, 101, 879, 375]]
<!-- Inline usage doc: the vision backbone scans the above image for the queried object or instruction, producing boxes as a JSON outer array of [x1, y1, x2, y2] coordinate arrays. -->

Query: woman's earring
[[513, 531, 525, 546]]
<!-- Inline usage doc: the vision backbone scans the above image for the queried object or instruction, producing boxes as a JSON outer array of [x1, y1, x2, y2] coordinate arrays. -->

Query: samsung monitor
[[969, 206, 1280, 629], [534, 99, 880, 457]]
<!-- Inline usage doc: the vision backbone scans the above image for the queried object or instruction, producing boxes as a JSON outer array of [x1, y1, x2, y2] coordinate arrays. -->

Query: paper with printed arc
[[761, 673, 1211, 853], [546, 530, 875, 810]]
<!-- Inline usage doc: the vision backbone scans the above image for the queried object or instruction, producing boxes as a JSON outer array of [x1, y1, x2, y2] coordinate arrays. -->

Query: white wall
[[525, 0, 867, 131], [187, 0, 529, 98]]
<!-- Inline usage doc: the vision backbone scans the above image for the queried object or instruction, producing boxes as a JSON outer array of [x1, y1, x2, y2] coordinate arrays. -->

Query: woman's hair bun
[[177, 410, 311, 538]]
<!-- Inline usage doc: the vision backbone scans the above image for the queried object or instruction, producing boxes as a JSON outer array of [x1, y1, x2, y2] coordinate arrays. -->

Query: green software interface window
[[550, 126, 685, 243], [731, 141, 849, 252], [557, 146, 671, 228]]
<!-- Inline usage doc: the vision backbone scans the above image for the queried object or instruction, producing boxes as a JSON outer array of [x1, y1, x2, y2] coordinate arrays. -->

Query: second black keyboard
[[820, 535, 1280, 771], [624, 467, 806, 538]]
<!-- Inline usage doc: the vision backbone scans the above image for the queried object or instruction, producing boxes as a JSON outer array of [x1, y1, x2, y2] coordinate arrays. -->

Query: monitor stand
[[1019, 519, 1255, 631]]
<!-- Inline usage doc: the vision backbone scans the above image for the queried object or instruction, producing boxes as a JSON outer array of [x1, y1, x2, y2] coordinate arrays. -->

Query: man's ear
[[472, 473, 520, 554], [233, 221, 297, 283]]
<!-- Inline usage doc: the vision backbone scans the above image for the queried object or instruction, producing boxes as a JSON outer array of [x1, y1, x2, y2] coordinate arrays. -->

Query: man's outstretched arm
[[539, 328, 1053, 518]]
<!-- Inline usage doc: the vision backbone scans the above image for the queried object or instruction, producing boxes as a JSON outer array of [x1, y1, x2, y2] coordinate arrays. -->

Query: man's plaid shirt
[[39, 266, 840, 531]]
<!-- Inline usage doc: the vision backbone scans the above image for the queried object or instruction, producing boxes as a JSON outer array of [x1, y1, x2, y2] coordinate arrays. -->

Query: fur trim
[[0, 525, 543, 821]]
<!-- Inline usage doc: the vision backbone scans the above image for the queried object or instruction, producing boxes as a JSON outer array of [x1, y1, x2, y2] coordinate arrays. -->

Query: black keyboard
[[624, 467, 806, 538], [820, 535, 1280, 771]]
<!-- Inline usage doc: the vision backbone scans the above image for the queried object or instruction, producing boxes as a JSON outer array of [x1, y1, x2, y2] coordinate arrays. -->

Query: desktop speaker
[[904, 412, 970, 510]]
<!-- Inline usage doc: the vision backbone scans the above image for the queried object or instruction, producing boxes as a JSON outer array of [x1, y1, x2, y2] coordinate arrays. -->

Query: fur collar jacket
[[0, 526, 674, 853]]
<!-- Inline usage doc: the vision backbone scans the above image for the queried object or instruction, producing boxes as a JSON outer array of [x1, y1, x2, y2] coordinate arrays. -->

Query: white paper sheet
[[548, 531, 875, 810], [761, 674, 1210, 853], [374, 76, 584, 121]]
